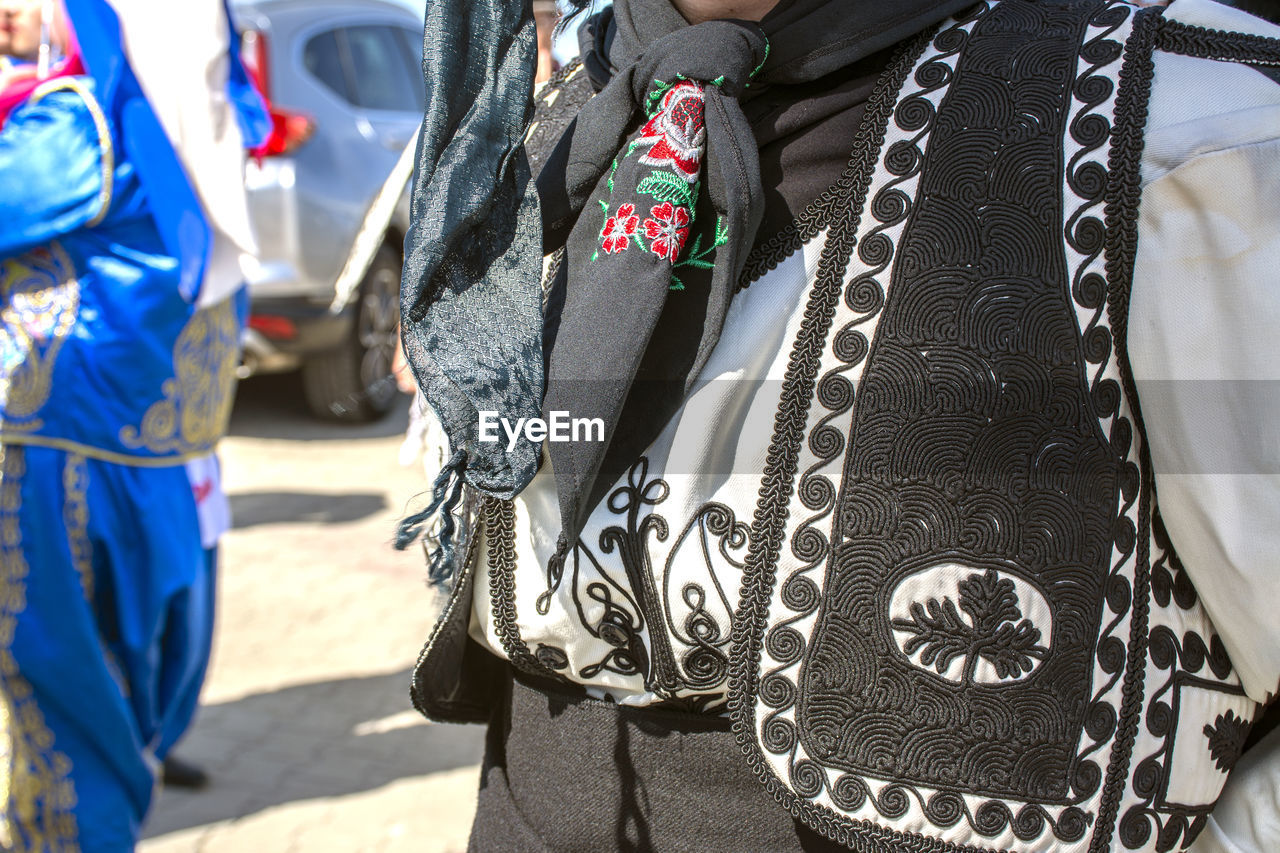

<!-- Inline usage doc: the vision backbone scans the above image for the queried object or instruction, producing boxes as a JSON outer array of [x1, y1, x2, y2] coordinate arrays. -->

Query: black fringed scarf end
[[396, 448, 468, 587]]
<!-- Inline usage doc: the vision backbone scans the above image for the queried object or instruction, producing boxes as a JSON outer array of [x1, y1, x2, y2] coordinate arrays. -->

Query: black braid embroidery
[[756, 3, 1035, 839], [1059, 0, 1137, 824], [1154, 17, 1280, 66], [800, 0, 1114, 818], [727, 12, 1006, 853], [483, 496, 567, 680], [1090, 6, 1162, 852], [723, 1, 1186, 850], [733, 26, 965, 292]]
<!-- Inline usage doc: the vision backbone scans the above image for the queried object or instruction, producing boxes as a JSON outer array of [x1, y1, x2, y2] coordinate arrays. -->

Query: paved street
[[139, 375, 485, 853]]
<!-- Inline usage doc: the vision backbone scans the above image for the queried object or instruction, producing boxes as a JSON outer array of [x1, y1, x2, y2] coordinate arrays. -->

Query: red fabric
[[0, 51, 84, 129]]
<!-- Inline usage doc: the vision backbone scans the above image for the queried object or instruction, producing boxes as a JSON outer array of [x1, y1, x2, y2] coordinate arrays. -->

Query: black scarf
[[398, 0, 971, 579]]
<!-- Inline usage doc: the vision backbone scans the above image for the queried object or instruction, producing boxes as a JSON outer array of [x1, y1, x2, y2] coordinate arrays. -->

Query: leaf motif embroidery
[[636, 172, 695, 209], [891, 569, 1049, 684], [1203, 709, 1250, 773]]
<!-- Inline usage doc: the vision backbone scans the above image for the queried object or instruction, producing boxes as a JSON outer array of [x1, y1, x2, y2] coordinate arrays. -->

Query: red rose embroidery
[[644, 202, 691, 262], [636, 80, 705, 183], [601, 203, 639, 254]]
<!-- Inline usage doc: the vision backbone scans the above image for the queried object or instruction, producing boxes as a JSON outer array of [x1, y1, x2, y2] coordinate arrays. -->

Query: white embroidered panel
[[461, 3, 1279, 852], [471, 231, 825, 707]]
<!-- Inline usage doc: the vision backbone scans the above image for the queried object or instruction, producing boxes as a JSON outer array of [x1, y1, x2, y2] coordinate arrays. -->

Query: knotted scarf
[[399, 0, 975, 579]]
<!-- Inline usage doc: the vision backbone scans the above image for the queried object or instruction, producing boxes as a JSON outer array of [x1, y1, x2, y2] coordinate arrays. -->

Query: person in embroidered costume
[[0, 0, 265, 847], [401, 0, 1280, 851]]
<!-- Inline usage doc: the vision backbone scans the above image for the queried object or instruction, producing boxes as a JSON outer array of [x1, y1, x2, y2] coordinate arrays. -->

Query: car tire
[[302, 243, 402, 423]]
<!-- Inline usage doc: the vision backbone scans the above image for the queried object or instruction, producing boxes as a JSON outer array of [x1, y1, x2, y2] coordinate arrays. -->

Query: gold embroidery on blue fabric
[[62, 455, 92, 603], [0, 446, 80, 850], [29, 77, 115, 227], [119, 298, 239, 456], [0, 435, 207, 467], [0, 243, 80, 433]]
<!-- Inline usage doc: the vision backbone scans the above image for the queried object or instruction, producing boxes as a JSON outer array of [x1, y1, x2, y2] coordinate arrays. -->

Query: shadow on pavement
[[229, 491, 388, 528], [228, 373, 412, 442], [143, 668, 486, 838]]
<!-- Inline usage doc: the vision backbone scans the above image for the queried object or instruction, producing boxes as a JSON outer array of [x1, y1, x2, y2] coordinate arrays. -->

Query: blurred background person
[[0, 0, 265, 847], [533, 0, 559, 82]]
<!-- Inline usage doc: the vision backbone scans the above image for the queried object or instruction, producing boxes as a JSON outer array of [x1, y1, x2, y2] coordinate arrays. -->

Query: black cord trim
[[1155, 17, 1280, 66], [726, 11, 1013, 853], [1089, 6, 1163, 852], [734, 34, 935, 292], [484, 496, 565, 681], [541, 57, 583, 92]]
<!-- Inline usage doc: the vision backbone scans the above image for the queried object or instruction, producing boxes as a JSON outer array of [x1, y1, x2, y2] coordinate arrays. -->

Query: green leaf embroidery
[[645, 79, 674, 116], [645, 75, 693, 116], [666, 215, 729, 290], [606, 158, 620, 194], [636, 172, 694, 208], [673, 215, 728, 272]]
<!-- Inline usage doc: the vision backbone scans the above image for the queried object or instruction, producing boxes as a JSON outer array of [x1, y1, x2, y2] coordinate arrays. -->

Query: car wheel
[[302, 243, 402, 422]]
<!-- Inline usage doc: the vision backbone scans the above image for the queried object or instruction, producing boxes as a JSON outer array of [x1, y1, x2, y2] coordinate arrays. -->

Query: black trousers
[[467, 671, 848, 852]]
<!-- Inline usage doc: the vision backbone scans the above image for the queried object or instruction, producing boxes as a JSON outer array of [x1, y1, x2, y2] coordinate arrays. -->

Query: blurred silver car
[[232, 0, 423, 421]]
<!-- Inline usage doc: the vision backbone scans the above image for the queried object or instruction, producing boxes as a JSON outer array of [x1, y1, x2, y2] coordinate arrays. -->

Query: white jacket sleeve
[[1189, 726, 1280, 853], [1131, 2, 1280, 851], [1130, 0, 1280, 709]]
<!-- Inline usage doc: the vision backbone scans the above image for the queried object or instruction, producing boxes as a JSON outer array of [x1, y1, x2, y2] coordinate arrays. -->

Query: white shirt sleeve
[[1130, 4, 1280, 850], [1189, 726, 1280, 853], [1129, 0, 1280, 708], [1129, 129, 1280, 707]]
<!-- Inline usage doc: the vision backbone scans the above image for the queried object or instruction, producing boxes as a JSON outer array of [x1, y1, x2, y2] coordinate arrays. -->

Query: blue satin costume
[[0, 1, 267, 849]]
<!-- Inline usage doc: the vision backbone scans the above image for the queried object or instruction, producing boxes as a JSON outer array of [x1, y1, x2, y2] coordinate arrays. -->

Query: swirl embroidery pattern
[[1102, 19, 1280, 853], [795, 0, 1113, 821], [1113, 511, 1258, 853], [567, 458, 748, 710], [724, 3, 1217, 851], [487, 457, 750, 709], [0, 447, 79, 850], [738, 4, 1002, 842], [736, 4, 1267, 851], [0, 244, 80, 432], [119, 298, 240, 457]]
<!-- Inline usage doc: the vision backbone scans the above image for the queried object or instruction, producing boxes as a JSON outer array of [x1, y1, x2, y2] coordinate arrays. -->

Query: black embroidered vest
[[412, 2, 1280, 851]]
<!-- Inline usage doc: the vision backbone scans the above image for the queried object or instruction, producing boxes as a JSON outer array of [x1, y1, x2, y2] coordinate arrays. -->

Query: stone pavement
[[139, 376, 485, 853]]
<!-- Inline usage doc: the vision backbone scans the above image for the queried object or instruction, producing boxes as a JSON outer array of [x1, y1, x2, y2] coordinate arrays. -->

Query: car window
[[341, 25, 421, 112], [303, 30, 351, 103], [395, 27, 426, 111]]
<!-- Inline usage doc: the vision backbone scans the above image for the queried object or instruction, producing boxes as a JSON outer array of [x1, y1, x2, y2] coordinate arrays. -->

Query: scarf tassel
[[396, 448, 468, 587]]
